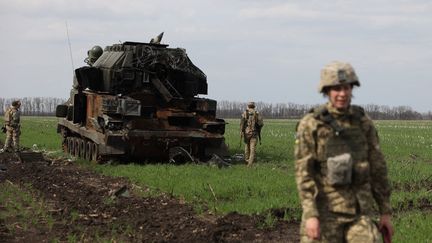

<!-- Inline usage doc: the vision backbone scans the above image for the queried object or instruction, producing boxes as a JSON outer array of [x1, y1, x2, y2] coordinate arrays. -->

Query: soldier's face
[[328, 84, 352, 110]]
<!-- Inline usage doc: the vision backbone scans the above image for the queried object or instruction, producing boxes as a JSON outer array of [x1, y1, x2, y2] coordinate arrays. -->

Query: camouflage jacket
[[294, 103, 392, 219], [4, 106, 21, 127], [240, 108, 264, 138]]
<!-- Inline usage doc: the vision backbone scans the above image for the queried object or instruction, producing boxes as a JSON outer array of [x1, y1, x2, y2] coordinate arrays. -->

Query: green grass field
[[1, 117, 432, 242]]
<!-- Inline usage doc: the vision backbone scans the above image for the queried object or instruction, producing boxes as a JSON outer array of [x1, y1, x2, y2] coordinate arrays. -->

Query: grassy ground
[[1, 117, 432, 242], [0, 181, 55, 237]]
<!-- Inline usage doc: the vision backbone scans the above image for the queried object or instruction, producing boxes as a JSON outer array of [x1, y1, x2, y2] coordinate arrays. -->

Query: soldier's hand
[[305, 217, 320, 240]]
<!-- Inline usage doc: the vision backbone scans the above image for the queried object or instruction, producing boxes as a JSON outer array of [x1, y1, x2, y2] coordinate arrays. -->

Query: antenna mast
[[65, 20, 75, 74]]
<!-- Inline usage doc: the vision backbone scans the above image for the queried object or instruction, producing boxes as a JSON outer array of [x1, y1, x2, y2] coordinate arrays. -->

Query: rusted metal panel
[[127, 130, 224, 139], [58, 119, 105, 144]]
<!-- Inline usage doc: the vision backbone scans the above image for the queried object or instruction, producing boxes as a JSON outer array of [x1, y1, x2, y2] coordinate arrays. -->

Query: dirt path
[[0, 151, 299, 242]]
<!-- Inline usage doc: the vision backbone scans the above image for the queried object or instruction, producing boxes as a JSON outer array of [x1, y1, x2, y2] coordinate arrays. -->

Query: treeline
[[0, 97, 66, 116], [0, 97, 430, 120], [217, 101, 432, 120]]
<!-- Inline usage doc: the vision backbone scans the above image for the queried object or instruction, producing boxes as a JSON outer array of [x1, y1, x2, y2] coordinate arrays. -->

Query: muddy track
[[0, 151, 299, 242]]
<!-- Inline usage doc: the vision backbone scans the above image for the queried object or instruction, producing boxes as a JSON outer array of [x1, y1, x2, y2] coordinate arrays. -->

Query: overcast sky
[[0, 0, 431, 112]]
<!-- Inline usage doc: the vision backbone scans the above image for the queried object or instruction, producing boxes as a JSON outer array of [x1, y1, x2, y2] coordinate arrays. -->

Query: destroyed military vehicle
[[56, 33, 228, 163]]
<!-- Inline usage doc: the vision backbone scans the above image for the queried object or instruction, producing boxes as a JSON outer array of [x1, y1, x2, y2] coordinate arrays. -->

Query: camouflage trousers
[[244, 136, 257, 166], [300, 213, 380, 243], [3, 125, 20, 152]]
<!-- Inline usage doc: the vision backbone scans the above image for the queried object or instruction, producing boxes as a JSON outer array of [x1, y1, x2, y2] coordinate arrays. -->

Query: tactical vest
[[311, 105, 370, 186]]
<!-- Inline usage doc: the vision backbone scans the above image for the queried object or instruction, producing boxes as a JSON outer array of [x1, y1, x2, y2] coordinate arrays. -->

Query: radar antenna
[[65, 20, 75, 74]]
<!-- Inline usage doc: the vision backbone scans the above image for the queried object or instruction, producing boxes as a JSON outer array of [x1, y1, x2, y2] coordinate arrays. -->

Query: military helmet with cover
[[11, 100, 21, 107], [318, 61, 360, 93]]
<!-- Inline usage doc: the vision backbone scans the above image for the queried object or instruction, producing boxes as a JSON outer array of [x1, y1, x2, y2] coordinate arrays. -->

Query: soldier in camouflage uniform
[[294, 61, 393, 242], [1, 100, 22, 153], [240, 102, 264, 166]]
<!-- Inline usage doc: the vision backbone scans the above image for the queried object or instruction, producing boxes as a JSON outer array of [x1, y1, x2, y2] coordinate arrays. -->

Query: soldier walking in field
[[294, 61, 393, 242], [240, 102, 264, 166], [1, 100, 22, 153]]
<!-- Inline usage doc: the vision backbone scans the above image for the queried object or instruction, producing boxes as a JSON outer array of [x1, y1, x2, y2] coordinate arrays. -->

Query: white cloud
[[239, 3, 321, 19], [237, 1, 432, 29]]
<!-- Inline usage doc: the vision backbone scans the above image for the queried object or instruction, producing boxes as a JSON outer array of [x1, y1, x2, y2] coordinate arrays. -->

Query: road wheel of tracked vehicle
[[85, 141, 92, 161], [63, 137, 69, 154], [67, 137, 74, 156], [62, 138, 67, 153], [90, 142, 98, 162], [74, 138, 80, 157], [79, 139, 86, 158]]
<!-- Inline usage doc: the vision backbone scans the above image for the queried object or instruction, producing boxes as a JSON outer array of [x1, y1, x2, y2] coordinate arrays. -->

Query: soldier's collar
[[326, 102, 352, 117]]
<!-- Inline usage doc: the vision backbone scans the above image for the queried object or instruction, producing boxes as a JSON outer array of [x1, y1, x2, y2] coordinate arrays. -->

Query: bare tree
[[0, 97, 66, 116]]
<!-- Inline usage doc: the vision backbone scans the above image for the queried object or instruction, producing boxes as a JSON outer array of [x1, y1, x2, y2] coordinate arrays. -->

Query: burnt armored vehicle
[[56, 33, 228, 162]]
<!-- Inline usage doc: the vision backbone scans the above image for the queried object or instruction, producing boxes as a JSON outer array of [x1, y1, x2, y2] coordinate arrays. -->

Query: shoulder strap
[[311, 105, 344, 136], [350, 105, 366, 120]]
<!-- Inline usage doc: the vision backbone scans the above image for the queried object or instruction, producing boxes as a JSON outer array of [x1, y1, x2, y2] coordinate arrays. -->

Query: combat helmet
[[85, 45, 103, 65], [11, 100, 21, 107], [318, 61, 360, 93]]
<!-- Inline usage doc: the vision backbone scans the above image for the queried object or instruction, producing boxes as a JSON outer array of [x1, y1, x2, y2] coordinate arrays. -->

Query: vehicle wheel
[[85, 141, 92, 161], [65, 137, 70, 154], [68, 137, 74, 156], [62, 138, 68, 153], [79, 139, 86, 158], [74, 138, 80, 157], [91, 142, 98, 162]]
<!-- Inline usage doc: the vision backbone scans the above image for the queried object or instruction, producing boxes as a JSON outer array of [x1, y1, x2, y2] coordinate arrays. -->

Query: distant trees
[[217, 101, 315, 119], [217, 101, 431, 120], [362, 104, 425, 120], [0, 97, 429, 120], [0, 97, 66, 116]]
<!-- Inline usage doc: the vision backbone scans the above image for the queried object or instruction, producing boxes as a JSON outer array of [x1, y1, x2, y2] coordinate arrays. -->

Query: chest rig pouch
[[326, 153, 353, 186], [314, 106, 369, 186]]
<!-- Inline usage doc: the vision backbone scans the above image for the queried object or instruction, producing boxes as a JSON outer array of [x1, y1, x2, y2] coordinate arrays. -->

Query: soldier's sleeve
[[363, 116, 392, 215], [240, 112, 246, 131], [295, 116, 319, 219], [257, 112, 264, 127]]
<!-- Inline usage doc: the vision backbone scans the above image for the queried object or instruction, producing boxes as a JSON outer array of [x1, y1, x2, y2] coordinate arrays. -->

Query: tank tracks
[[63, 137, 99, 162]]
